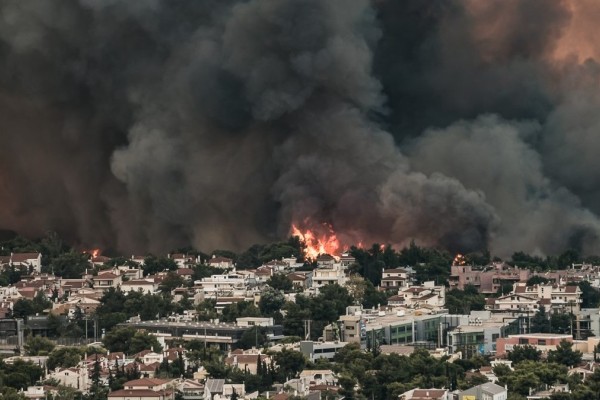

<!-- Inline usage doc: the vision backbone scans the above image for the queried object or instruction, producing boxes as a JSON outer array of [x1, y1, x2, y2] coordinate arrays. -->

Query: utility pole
[[303, 320, 312, 341], [569, 301, 575, 338]]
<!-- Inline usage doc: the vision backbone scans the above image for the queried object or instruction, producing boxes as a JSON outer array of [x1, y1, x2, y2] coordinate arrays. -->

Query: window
[[538, 339, 546, 345], [492, 333, 500, 342]]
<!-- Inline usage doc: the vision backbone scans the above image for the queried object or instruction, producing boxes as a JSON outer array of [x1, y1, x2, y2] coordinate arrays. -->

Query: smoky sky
[[1, 0, 600, 257]]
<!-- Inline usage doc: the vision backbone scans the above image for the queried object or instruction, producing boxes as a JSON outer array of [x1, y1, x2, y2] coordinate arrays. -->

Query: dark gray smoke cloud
[[0, 0, 599, 257]]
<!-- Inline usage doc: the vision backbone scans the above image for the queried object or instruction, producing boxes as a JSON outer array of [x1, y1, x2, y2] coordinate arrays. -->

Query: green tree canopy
[[237, 326, 267, 350], [12, 299, 36, 319], [547, 340, 582, 367], [258, 287, 286, 316], [273, 349, 306, 381], [158, 272, 185, 293], [50, 252, 90, 279], [507, 345, 542, 364], [221, 301, 261, 322], [47, 347, 83, 371], [102, 327, 162, 355], [23, 336, 55, 356], [142, 256, 177, 276], [266, 274, 293, 292]]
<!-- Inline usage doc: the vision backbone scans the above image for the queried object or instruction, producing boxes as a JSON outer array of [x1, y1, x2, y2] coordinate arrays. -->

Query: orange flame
[[291, 223, 341, 260], [453, 253, 466, 266], [83, 248, 101, 258]]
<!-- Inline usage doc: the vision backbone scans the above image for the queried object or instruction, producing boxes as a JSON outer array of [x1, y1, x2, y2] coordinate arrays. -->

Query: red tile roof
[[109, 389, 164, 398], [94, 272, 119, 279], [11, 253, 41, 262], [176, 268, 194, 275], [124, 378, 171, 388], [383, 268, 407, 273], [208, 256, 233, 264]]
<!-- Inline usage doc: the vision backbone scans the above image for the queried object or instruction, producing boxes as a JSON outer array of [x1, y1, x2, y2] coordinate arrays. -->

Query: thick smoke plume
[[1, 0, 600, 257]]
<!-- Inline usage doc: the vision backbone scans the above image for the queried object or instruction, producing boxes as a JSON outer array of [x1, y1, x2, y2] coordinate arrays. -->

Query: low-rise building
[[10, 253, 43, 273], [312, 264, 347, 288], [120, 319, 283, 350], [203, 379, 244, 400], [299, 341, 348, 361], [458, 382, 507, 400], [46, 366, 89, 391], [122, 279, 159, 294], [108, 389, 168, 400], [400, 282, 445, 308], [399, 388, 451, 400], [207, 256, 234, 270], [495, 333, 573, 357], [224, 350, 271, 374], [381, 268, 410, 290], [92, 271, 122, 291]]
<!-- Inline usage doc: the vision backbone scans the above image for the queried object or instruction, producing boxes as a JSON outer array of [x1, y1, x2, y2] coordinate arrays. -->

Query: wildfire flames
[[291, 222, 341, 260], [453, 253, 466, 266], [83, 248, 101, 258]]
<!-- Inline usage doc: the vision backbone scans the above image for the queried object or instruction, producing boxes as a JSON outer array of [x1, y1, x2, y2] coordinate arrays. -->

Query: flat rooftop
[[123, 320, 245, 331]]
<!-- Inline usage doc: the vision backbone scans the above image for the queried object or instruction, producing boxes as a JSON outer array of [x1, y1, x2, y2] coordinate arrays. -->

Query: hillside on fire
[[2, 1, 600, 260]]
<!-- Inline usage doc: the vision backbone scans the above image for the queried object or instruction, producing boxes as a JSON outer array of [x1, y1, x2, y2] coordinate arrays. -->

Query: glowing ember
[[291, 223, 341, 260], [453, 253, 466, 266], [83, 248, 101, 258]]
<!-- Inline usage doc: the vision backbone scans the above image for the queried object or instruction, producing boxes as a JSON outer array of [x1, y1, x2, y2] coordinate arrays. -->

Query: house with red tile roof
[[123, 378, 174, 391], [92, 271, 122, 292], [175, 268, 194, 281], [288, 272, 311, 289], [108, 389, 168, 400], [224, 352, 271, 374], [207, 256, 234, 269], [168, 254, 201, 269], [121, 279, 159, 295]]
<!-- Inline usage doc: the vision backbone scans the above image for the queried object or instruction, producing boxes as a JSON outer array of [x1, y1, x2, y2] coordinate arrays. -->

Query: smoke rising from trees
[[1, 0, 600, 256]]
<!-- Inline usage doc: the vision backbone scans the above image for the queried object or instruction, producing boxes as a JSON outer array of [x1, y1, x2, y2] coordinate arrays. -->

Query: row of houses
[[449, 261, 600, 294]]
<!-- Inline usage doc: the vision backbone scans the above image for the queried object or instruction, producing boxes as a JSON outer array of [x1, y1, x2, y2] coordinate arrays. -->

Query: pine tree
[[159, 356, 171, 377], [91, 356, 101, 387]]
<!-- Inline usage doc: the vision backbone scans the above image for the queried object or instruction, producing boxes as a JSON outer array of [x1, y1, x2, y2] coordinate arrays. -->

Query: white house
[[10, 252, 42, 273], [207, 256, 234, 269], [485, 294, 539, 313], [312, 265, 347, 288], [458, 383, 507, 400], [198, 273, 248, 297], [400, 282, 445, 308], [92, 271, 122, 291], [204, 379, 245, 400], [168, 254, 200, 269], [123, 378, 173, 391], [122, 279, 159, 294], [399, 389, 451, 400], [381, 269, 410, 290], [46, 366, 89, 391]]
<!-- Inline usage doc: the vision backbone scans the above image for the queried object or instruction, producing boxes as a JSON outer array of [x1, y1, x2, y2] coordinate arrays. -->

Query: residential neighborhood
[[1, 236, 600, 400]]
